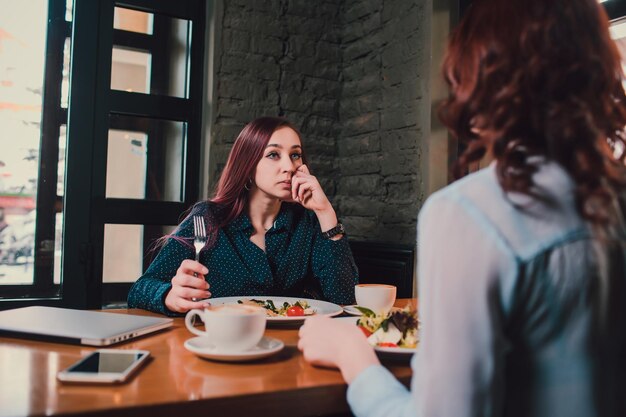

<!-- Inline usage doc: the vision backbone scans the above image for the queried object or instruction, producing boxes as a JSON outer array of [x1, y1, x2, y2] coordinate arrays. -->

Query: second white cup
[[355, 284, 397, 315], [185, 304, 267, 352]]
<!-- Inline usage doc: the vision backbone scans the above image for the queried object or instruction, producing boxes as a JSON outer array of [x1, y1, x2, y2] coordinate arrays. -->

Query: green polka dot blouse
[[127, 202, 358, 316]]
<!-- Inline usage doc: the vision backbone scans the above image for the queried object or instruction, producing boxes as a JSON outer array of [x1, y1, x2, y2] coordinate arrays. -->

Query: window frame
[[0, 0, 207, 310], [0, 0, 68, 305]]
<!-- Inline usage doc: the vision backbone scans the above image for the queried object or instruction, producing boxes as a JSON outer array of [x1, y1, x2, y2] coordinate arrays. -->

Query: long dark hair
[[159, 117, 305, 251], [439, 0, 626, 340], [439, 0, 626, 228], [205, 116, 305, 246]]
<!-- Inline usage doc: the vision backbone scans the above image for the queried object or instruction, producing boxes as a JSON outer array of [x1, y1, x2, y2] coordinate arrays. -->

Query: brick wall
[[209, 0, 343, 197], [209, 0, 428, 245], [336, 0, 426, 244]]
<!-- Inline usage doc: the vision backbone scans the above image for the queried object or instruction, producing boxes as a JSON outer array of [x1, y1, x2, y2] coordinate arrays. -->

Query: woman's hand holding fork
[[165, 214, 211, 313], [164, 259, 212, 313]]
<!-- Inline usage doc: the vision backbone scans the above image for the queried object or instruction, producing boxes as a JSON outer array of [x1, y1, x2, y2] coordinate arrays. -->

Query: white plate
[[343, 305, 402, 316], [373, 344, 416, 357], [184, 336, 284, 362], [208, 296, 343, 324], [335, 317, 417, 357]]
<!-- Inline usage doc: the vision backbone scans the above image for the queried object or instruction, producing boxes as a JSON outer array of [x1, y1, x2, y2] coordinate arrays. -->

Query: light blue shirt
[[347, 162, 625, 417]]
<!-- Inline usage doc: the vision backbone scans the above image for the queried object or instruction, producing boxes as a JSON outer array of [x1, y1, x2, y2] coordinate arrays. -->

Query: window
[[0, 2, 43, 277], [0, 0, 67, 300], [0, 0, 207, 309]]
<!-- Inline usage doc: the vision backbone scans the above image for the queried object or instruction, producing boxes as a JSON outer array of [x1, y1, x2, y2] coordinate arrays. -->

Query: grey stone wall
[[209, 0, 343, 196], [336, 0, 425, 244], [209, 0, 428, 245]]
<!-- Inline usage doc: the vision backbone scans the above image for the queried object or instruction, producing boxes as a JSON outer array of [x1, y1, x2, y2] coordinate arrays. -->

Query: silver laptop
[[0, 306, 173, 346]]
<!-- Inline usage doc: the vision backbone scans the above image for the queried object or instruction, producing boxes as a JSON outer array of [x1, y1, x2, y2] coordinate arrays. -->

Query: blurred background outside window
[[0, 3, 156, 286]]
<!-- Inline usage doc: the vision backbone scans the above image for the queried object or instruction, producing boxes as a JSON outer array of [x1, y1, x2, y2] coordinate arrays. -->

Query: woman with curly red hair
[[298, 1, 626, 416]]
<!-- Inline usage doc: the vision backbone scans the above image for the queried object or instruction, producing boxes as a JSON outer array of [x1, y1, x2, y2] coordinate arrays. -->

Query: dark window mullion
[[113, 29, 155, 52], [180, 122, 190, 202], [150, 14, 172, 98], [115, 0, 195, 20], [62, 19, 72, 37], [145, 120, 166, 201], [143, 15, 170, 203], [100, 0, 205, 307], [142, 224, 170, 271], [183, 0, 205, 206], [109, 91, 191, 120], [102, 283, 134, 306], [100, 200, 187, 224], [32, 0, 67, 292], [85, 0, 118, 309], [62, 0, 115, 309], [109, 113, 149, 131]]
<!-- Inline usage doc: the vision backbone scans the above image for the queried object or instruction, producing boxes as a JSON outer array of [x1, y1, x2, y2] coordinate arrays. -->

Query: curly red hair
[[439, 0, 626, 226]]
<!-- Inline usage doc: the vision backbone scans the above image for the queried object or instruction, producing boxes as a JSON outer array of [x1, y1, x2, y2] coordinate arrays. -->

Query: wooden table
[[0, 300, 415, 417]]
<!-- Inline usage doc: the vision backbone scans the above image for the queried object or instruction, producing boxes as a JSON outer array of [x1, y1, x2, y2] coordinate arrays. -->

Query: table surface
[[0, 299, 416, 417]]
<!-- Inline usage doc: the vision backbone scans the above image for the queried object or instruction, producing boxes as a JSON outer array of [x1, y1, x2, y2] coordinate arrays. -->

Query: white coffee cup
[[185, 304, 267, 352], [355, 284, 397, 315]]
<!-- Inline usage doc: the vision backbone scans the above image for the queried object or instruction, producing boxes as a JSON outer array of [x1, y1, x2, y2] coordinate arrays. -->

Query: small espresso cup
[[355, 284, 397, 315], [185, 304, 267, 351]]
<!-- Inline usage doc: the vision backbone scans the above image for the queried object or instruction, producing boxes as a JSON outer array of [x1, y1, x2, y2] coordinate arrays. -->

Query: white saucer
[[184, 336, 284, 362], [342, 305, 363, 316]]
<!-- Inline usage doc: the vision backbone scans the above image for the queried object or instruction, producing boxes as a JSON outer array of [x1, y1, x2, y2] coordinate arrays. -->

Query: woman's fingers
[[301, 189, 313, 204], [298, 182, 314, 201], [179, 286, 211, 300], [297, 317, 340, 367], [298, 316, 380, 382], [291, 173, 331, 212], [166, 259, 212, 312], [291, 175, 308, 200], [291, 166, 332, 211], [179, 259, 208, 276], [291, 175, 317, 201], [175, 273, 210, 289], [175, 298, 210, 312], [166, 278, 211, 313], [297, 164, 311, 175]]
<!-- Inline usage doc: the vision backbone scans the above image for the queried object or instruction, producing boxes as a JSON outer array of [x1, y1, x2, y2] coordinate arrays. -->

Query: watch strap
[[321, 223, 345, 239]]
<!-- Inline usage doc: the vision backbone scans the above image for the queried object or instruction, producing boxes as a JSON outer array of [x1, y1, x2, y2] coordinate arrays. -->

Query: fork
[[193, 215, 207, 262], [191, 215, 207, 302]]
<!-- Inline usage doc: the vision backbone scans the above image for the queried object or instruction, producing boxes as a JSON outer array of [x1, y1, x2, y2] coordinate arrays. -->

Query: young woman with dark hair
[[128, 116, 358, 315], [298, 1, 626, 416]]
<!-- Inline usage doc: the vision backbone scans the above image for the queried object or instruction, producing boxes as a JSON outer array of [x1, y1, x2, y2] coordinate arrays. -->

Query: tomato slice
[[358, 326, 372, 337], [377, 342, 398, 348], [286, 305, 305, 316]]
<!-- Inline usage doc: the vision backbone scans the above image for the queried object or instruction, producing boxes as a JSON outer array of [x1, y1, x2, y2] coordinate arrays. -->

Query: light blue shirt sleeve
[[347, 364, 417, 417], [347, 190, 516, 417]]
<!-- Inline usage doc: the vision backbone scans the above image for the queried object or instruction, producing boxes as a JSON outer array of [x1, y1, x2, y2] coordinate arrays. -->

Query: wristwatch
[[321, 223, 345, 239]]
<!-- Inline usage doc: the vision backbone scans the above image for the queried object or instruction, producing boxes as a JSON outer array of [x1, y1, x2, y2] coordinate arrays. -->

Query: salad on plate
[[355, 306, 419, 349], [238, 298, 315, 317]]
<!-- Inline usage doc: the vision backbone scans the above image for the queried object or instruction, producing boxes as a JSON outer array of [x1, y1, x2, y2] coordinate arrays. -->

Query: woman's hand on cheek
[[291, 165, 332, 212]]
